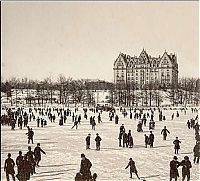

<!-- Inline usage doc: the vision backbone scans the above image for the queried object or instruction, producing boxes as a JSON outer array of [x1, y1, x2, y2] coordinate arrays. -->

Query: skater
[[23, 154, 32, 180], [186, 120, 191, 129], [125, 158, 140, 179], [123, 132, 128, 148], [4, 153, 16, 181], [26, 128, 34, 144], [80, 154, 92, 180], [27, 146, 36, 175], [170, 156, 180, 181], [161, 126, 170, 140], [59, 116, 63, 126], [137, 121, 143, 132], [118, 132, 123, 147], [91, 117, 96, 130], [71, 120, 78, 129], [171, 113, 174, 120], [98, 113, 101, 123], [173, 137, 181, 154], [34, 143, 46, 166], [16, 151, 23, 179], [144, 134, 149, 148], [95, 133, 102, 151], [180, 156, 192, 181], [149, 131, 154, 148], [86, 134, 91, 150], [115, 115, 119, 124], [37, 117, 40, 127], [120, 124, 125, 134], [193, 142, 200, 164]]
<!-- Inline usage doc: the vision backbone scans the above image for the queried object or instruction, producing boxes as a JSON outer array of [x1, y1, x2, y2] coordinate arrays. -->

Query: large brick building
[[113, 49, 178, 88]]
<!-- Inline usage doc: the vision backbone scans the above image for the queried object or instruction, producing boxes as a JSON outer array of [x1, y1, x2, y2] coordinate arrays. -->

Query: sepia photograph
[[1, 1, 199, 181]]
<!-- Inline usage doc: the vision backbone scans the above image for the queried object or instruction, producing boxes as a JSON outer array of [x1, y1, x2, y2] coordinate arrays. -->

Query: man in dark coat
[[34, 143, 46, 166], [193, 142, 200, 164], [149, 131, 154, 148], [173, 137, 181, 154], [95, 133, 102, 150], [27, 146, 36, 175], [161, 126, 170, 140], [144, 134, 149, 148], [16, 151, 24, 179], [125, 158, 140, 179], [26, 128, 34, 144], [86, 134, 91, 150], [123, 132, 128, 148], [118, 132, 123, 147], [80, 154, 92, 181], [4, 153, 16, 181], [115, 115, 119, 124], [120, 124, 125, 134], [170, 156, 180, 181], [180, 156, 192, 181]]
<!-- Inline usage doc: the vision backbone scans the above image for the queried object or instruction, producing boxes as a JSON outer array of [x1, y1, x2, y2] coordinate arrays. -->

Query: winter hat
[[81, 154, 85, 158]]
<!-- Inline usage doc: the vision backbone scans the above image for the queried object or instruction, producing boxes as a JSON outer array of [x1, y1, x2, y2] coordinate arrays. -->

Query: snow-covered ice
[[1, 107, 199, 181]]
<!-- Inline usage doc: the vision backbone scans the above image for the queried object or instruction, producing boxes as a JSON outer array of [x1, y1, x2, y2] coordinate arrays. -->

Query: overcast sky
[[1, 1, 199, 82]]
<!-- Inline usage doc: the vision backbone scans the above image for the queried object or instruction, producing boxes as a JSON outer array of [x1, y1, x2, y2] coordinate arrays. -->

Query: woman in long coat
[[170, 156, 180, 181]]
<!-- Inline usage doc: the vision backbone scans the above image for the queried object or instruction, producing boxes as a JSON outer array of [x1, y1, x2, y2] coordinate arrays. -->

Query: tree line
[[1, 75, 200, 107]]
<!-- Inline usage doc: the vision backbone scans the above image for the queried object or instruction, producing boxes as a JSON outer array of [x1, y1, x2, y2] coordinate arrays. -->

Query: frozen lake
[[1, 107, 199, 180]]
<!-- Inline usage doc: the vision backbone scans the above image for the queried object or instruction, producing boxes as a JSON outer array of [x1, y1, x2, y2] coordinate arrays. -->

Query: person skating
[[91, 117, 96, 130], [125, 158, 140, 179], [80, 154, 92, 181], [149, 131, 154, 148], [4, 153, 16, 181], [123, 132, 128, 148], [26, 128, 34, 144], [118, 132, 123, 147], [173, 137, 181, 154], [86, 134, 91, 150], [27, 146, 36, 175], [193, 142, 200, 164], [16, 151, 24, 180], [115, 115, 119, 124], [170, 156, 180, 181], [161, 126, 170, 140], [23, 154, 32, 181], [95, 133, 102, 151], [144, 134, 149, 148], [34, 143, 46, 167], [186, 120, 191, 129], [120, 124, 125, 134], [180, 156, 192, 181], [71, 120, 78, 129]]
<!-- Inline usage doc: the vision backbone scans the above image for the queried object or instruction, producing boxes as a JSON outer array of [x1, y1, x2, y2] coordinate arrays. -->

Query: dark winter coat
[[170, 160, 179, 178], [34, 146, 46, 160], [95, 136, 102, 146], [173, 140, 181, 149], [125, 160, 137, 173], [161, 128, 170, 136], [80, 158, 92, 179], [86, 136, 91, 145], [193, 144, 200, 157], [180, 160, 192, 175], [4, 158, 15, 174]]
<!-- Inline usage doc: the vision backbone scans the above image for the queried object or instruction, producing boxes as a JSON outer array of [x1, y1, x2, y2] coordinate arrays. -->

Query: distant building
[[113, 49, 178, 88]]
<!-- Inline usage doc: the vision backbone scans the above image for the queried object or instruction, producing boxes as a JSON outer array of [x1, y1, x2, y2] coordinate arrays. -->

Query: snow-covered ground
[[1, 107, 199, 181]]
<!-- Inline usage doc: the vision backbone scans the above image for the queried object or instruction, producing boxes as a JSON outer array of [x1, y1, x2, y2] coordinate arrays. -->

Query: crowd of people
[[1, 105, 199, 180]]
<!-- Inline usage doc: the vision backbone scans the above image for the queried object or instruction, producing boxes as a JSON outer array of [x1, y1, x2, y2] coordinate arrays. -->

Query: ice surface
[[1, 108, 199, 180]]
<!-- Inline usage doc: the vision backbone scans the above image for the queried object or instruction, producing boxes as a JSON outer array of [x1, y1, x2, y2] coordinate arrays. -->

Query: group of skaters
[[2, 105, 200, 180], [86, 133, 102, 150], [4, 143, 46, 181]]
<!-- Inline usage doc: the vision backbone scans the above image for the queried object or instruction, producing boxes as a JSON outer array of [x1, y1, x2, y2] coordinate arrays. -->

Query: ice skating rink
[[1, 108, 199, 180]]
